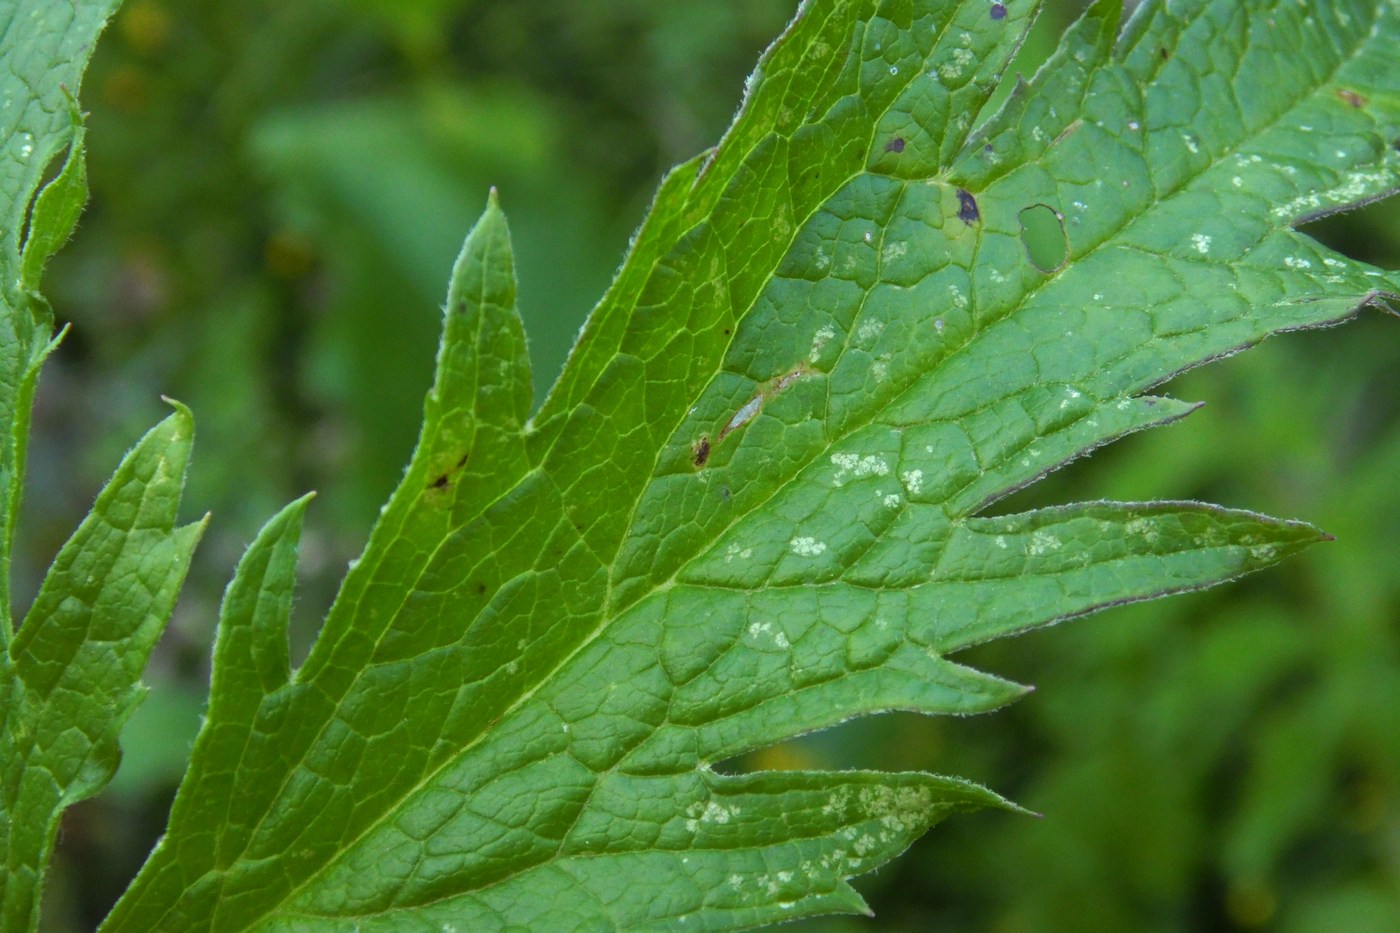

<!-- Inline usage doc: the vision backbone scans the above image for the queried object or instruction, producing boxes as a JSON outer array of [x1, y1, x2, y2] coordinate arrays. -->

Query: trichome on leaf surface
[[2, 0, 1398, 930]]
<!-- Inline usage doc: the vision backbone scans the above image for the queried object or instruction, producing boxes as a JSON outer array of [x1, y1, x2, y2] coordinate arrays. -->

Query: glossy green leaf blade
[[1, 408, 201, 933], [111, 1, 1399, 930], [0, 0, 121, 636]]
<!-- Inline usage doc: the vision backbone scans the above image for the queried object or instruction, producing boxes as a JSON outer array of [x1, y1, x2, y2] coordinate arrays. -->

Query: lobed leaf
[[1, 408, 203, 932], [108, 0, 1400, 931]]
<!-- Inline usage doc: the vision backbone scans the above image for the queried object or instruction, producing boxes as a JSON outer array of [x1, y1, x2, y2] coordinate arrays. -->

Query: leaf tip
[[158, 394, 193, 422]]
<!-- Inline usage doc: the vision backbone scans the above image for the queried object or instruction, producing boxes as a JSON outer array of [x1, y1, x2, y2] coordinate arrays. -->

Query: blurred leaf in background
[[24, 1, 1399, 930]]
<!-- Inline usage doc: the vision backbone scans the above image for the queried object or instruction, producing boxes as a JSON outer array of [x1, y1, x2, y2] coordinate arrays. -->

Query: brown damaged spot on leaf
[[720, 366, 813, 441], [696, 365, 815, 465], [1053, 118, 1084, 148], [1336, 87, 1368, 108], [426, 451, 471, 493]]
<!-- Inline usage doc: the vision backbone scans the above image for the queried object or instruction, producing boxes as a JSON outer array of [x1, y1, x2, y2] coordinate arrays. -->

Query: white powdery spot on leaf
[[1272, 168, 1396, 219], [857, 784, 935, 835], [856, 318, 885, 343], [748, 621, 790, 649], [830, 452, 890, 486], [1125, 517, 1160, 543], [938, 47, 974, 80], [685, 799, 742, 832], [1026, 531, 1063, 556], [822, 788, 851, 817]]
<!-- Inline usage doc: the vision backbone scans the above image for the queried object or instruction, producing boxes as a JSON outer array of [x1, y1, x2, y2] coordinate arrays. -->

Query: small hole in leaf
[[1019, 204, 1067, 272]]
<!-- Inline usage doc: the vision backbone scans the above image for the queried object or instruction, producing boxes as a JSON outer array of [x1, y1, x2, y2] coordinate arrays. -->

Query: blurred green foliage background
[[20, 1, 1400, 929]]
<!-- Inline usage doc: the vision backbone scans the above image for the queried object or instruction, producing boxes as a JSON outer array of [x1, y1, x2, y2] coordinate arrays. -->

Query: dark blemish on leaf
[[427, 450, 470, 493], [1336, 88, 1368, 108], [885, 137, 906, 153], [957, 189, 980, 224], [990, 2, 1008, 19], [693, 436, 711, 468]]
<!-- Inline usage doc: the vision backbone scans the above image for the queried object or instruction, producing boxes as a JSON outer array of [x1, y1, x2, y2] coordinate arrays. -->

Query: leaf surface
[[108, 0, 1400, 930]]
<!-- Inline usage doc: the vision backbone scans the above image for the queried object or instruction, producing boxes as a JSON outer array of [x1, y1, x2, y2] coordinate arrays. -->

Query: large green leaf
[[106, 0, 1399, 930]]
